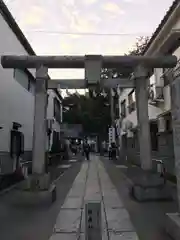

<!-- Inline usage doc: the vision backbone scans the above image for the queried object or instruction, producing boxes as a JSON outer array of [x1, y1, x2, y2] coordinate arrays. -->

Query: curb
[[0, 182, 21, 197], [0, 159, 77, 197], [0, 172, 65, 197], [53, 173, 64, 184]]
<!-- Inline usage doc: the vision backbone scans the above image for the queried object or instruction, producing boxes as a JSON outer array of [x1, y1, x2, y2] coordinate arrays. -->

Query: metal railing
[[160, 58, 180, 84], [152, 158, 167, 183]]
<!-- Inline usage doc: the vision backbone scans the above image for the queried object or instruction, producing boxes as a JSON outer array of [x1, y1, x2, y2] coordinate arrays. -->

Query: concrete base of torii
[[11, 66, 56, 206], [166, 213, 180, 240], [130, 170, 172, 201], [12, 174, 56, 206], [130, 66, 173, 202]]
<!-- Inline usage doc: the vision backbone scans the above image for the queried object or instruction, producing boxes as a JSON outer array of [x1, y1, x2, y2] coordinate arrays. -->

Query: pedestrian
[[83, 141, 90, 161], [109, 142, 116, 161], [111, 142, 117, 161]]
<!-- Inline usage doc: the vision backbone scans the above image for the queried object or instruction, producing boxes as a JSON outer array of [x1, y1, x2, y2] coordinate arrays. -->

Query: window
[[54, 97, 61, 123], [121, 100, 126, 118], [14, 69, 35, 95], [128, 90, 136, 113]]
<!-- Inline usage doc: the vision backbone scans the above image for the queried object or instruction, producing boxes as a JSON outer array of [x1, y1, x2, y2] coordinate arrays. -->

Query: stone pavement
[[0, 158, 82, 240], [102, 157, 178, 240], [49, 155, 139, 240]]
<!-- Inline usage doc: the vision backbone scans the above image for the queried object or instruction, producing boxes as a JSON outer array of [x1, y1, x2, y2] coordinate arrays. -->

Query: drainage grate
[[85, 202, 102, 240]]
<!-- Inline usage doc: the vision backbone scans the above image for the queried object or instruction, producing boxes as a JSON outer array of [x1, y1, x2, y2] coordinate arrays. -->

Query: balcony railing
[[160, 58, 180, 84]]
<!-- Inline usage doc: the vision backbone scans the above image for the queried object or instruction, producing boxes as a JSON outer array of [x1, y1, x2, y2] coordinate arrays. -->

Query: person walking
[[83, 141, 90, 161]]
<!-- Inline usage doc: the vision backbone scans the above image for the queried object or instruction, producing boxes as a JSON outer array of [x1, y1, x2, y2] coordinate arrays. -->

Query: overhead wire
[[24, 30, 152, 37]]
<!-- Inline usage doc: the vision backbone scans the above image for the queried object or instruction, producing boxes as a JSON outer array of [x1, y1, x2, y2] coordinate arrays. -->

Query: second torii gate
[[1, 54, 177, 201]]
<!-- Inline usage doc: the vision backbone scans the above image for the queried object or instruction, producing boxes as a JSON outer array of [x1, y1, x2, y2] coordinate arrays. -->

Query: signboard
[[85, 202, 101, 240], [109, 127, 115, 144]]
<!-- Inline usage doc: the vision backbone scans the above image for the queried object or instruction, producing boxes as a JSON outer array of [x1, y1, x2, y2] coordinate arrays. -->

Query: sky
[[4, 0, 174, 95]]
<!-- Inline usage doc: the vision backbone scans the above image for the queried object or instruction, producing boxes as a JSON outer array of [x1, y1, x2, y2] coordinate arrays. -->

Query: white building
[[0, 1, 62, 174], [118, 0, 180, 177], [47, 89, 63, 153]]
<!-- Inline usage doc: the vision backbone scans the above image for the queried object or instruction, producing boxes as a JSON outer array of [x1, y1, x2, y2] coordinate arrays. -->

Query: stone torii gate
[[1, 54, 177, 202]]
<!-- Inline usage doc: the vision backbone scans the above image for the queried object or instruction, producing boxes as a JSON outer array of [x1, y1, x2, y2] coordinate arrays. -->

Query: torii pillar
[[134, 65, 152, 170], [32, 66, 48, 175]]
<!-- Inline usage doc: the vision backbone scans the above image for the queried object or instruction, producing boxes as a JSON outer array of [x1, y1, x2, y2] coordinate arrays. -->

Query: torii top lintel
[[1, 54, 177, 70]]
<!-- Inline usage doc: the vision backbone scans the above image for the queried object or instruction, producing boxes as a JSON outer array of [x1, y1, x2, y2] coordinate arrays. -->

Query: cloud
[[69, 34, 82, 39], [71, 16, 95, 32], [61, 0, 75, 6], [61, 4, 100, 33], [59, 41, 73, 53], [102, 2, 125, 15], [21, 6, 46, 26], [84, 0, 97, 5], [123, 0, 148, 4]]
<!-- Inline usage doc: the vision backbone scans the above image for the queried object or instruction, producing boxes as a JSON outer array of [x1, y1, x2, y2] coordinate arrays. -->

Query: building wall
[[119, 86, 163, 129], [0, 13, 35, 173], [118, 18, 180, 176], [47, 90, 62, 152]]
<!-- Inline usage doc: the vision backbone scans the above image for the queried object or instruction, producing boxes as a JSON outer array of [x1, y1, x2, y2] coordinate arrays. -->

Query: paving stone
[[69, 160, 77, 162], [109, 231, 139, 240], [102, 190, 119, 198], [58, 165, 71, 169], [50, 158, 138, 240], [106, 208, 134, 232], [49, 233, 78, 240], [68, 187, 85, 198], [61, 197, 83, 209], [54, 209, 81, 233], [103, 196, 124, 209], [115, 165, 128, 169], [79, 231, 108, 240], [84, 194, 102, 201]]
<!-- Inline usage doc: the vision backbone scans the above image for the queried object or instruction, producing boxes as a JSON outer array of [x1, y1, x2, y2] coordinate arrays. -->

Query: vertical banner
[[108, 127, 115, 144]]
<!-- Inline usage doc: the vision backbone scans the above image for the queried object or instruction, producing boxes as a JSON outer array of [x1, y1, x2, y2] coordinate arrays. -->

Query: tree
[[128, 36, 150, 56], [101, 36, 150, 78], [62, 36, 150, 137], [62, 92, 111, 137]]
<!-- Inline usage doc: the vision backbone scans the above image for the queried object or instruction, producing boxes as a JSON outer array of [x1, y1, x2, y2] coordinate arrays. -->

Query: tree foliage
[[128, 36, 150, 56], [101, 36, 150, 79], [62, 36, 150, 136], [62, 92, 111, 137]]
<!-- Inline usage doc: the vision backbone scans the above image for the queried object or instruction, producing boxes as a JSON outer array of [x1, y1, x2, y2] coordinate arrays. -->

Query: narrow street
[[0, 154, 177, 240], [102, 157, 178, 240], [0, 158, 81, 240], [0, 1, 180, 240], [48, 155, 139, 240]]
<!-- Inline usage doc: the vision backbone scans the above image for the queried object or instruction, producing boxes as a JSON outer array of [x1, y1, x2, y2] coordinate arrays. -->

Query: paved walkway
[[102, 157, 177, 240], [0, 158, 81, 240], [49, 155, 139, 240]]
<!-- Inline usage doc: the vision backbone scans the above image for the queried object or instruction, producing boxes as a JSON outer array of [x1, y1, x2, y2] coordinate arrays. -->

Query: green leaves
[[62, 93, 111, 137]]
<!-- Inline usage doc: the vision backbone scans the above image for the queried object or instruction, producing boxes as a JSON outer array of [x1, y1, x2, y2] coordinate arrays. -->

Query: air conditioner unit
[[158, 116, 166, 132]]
